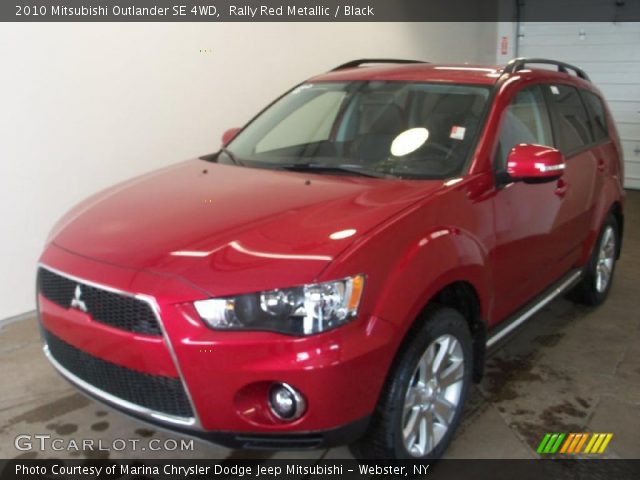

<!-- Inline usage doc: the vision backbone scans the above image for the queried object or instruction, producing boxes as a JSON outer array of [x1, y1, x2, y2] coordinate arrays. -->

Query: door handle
[[597, 158, 606, 172], [555, 178, 568, 198]]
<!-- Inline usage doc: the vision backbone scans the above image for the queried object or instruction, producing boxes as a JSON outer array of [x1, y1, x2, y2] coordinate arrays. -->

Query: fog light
[[268, 383, 306, 421]]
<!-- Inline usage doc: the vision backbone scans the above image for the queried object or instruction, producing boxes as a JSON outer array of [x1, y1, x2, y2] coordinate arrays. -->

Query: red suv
[[37, 58, 624, 459]]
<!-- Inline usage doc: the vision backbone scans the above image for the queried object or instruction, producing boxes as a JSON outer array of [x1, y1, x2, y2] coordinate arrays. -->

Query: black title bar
[[3, 0, 640, 22], [2, 459, 640, 480]]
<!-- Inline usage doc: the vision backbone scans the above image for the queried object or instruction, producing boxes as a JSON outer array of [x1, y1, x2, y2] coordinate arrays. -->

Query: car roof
[[309, 63, 503, 85], [308, 62, 595, 89]]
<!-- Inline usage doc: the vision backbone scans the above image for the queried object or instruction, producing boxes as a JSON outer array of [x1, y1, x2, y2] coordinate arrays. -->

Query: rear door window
[[581, 90, 609, 142], [545, 84, 594, 154]]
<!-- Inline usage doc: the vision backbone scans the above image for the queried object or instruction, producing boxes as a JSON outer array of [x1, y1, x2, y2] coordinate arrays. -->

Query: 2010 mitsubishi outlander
[[37, 58, 624, 459]]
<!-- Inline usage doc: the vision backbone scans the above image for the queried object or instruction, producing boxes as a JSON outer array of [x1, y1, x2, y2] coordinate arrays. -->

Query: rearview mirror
[[506, 144, 565, 183], [221, 127, 241, 146]]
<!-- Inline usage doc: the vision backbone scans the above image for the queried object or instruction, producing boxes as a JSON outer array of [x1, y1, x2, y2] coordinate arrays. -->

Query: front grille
[[44, 329, 193, 418], [37, 267, 162, 336]]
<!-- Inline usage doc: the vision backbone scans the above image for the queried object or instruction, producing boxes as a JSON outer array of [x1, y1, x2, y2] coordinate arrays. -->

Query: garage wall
[[0, 22, 498, 320], [517, 17, 640, 189]]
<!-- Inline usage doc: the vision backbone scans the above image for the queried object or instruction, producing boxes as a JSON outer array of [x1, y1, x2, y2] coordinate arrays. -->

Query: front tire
[[571, 214, 619, 306], [351, 307, 473, 459]]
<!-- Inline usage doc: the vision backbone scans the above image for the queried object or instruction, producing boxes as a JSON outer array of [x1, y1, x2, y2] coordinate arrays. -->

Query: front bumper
[[45, 355, 370, 449], [37, 244, 396, 447]]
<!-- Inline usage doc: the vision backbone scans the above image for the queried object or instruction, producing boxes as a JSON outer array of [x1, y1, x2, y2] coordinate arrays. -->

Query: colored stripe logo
[[537, 433, 613, 454]]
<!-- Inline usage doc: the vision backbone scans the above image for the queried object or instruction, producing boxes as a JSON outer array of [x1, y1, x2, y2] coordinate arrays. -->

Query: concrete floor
[[1, 191, 639, 460]]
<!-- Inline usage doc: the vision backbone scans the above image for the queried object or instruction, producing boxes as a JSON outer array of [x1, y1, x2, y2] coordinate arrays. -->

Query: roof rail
[[331, 58, 428, 72], [504, 57, 590, 82]]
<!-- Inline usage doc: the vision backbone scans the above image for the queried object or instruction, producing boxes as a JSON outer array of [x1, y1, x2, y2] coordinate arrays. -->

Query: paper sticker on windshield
[[550, 85, 560, 95], [450, 126, 466, 140]]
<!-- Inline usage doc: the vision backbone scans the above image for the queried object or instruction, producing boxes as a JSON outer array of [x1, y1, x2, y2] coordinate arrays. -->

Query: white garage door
[[518, 18, 640, 189]]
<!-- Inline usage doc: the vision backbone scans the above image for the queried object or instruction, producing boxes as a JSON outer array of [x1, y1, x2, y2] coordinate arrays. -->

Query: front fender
[[318, 186, 493, 341], [374, 226, 491, 332]]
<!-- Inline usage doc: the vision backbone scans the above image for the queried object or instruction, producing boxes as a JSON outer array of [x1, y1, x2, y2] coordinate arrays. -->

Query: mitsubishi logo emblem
[[70, 285, 88, 313]]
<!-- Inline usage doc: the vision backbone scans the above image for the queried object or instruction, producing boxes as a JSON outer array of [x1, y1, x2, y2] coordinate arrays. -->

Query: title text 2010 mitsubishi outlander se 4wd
[[37, 58, 624, 459]]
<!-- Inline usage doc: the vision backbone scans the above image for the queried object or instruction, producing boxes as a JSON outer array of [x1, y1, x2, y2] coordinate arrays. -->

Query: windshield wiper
[[279, 163, 386, 178], [217, 147, 244, 166]]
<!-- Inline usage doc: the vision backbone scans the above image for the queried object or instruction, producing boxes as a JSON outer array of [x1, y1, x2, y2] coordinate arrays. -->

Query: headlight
[[194, 275, 365, 335]]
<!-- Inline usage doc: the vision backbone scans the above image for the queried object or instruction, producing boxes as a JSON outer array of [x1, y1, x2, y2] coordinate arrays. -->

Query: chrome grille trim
[[38, 262, 202, 430]]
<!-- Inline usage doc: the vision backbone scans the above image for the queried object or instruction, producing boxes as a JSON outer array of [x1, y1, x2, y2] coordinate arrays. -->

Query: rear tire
[[350, 307, 473, 459], [571, 213, 619, 306]]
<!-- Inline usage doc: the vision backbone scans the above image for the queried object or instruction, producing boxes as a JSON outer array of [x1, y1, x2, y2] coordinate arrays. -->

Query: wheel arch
[[390, 280, 488, 386], [580, 179, 624, 265], [370, 229, 493, 385], [610, 200, 624, 258]]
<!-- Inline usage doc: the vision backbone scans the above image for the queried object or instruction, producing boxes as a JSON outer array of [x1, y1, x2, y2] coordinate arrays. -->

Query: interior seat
[[351, 103, 406, 164]]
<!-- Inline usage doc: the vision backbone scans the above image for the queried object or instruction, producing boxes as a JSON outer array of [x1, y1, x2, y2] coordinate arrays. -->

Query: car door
[[544, 84, 602, 256], [490, 85, 576, 323]]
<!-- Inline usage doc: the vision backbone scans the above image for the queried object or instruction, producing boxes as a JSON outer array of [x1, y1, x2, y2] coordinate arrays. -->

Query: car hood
[[51, 159, 442, 296]]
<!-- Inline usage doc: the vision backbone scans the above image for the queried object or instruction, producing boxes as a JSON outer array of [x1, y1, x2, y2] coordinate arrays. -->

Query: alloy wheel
[[401, 334, 464, 457], [595, 225, 616, 293]]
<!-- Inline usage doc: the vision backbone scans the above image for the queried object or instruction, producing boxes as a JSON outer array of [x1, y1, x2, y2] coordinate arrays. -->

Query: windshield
[[222, 81, 490, 179]]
